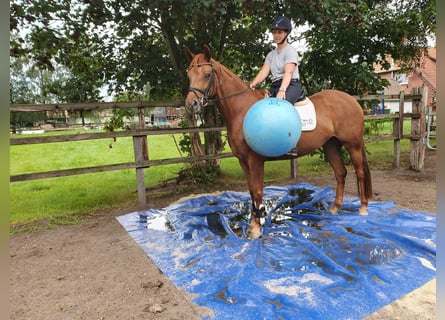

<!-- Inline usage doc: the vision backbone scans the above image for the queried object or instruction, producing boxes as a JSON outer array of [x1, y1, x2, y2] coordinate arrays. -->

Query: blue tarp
[[117, 182, 436, 320]]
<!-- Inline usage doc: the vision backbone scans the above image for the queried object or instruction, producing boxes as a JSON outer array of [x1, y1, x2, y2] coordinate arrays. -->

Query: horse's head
[[184, 45, 217, 113]]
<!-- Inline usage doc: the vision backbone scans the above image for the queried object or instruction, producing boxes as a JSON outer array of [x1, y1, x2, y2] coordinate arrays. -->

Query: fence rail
[[10, 88, 429, 206], [10, 100, 184, 112]]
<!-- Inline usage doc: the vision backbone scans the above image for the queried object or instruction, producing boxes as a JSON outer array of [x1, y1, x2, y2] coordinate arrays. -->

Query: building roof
[[414, 48, 436, 92], [382, 78, 407, 95]]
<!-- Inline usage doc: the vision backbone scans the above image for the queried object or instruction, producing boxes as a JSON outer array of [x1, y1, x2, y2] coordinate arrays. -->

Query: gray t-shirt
[[265, 45, 300, 82]]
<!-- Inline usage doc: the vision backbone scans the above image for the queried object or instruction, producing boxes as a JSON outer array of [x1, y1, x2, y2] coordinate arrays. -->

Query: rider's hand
[[276, 90, 286, 99]]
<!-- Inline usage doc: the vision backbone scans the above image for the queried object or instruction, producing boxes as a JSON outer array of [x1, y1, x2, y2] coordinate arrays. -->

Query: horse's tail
[[361, 148, 373, 199]]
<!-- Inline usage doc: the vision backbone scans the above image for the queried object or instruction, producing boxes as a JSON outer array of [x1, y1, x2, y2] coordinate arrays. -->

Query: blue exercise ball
[[243, 98, 302, 157]]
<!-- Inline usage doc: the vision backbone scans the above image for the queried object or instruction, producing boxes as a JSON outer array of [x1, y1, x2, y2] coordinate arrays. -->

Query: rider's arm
[[279, 62, 296, 92], [250, 63, 271, 89]]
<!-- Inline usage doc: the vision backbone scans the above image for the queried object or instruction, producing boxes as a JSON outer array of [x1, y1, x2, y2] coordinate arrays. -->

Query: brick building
[[374, 48, 436, 113]]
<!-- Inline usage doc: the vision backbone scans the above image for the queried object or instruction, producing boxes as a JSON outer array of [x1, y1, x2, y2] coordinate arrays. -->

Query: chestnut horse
[[185, 45, 372, 239]]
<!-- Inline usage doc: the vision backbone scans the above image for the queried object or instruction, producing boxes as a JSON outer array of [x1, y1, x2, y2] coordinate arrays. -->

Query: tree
[[288, 0, 436, 95], [10, 55, 41, 104], [11, 0, 435, 96], [10, 54, 70, 128]]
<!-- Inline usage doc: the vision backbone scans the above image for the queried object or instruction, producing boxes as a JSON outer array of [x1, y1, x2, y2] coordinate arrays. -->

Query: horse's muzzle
[[188, 99, 202, 114], [186, 91, 208, 114]]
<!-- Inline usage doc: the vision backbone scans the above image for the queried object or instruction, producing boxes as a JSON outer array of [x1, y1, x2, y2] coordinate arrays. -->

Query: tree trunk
[[202, 104, 224, 167], [186, 111, 205, 167], [80, 110, 86, 126]]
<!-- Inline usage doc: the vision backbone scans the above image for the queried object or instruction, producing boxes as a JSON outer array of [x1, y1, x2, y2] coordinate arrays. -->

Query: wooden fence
[[10, 87, 429, 206]]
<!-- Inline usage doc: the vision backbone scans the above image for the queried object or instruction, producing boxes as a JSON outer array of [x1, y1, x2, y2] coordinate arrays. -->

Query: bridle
[[187, 62, 215, 108], [187, 62, 251, 110]]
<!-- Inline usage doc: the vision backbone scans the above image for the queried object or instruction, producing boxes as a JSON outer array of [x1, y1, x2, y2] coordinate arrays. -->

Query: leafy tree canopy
[[292, 0, 435, 94], [10, 0, 435, 101]]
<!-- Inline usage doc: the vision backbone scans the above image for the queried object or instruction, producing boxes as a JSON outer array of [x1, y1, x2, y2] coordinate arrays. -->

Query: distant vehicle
[[153, 121, 172, 127]]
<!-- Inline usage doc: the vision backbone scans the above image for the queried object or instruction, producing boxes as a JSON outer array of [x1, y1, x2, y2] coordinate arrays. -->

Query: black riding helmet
[[271, 16, 292, 33]]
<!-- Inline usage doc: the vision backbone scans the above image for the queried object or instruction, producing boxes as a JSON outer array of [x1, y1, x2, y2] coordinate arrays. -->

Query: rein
[[187, 62, 250, 107], [213, 87, 251, 102]]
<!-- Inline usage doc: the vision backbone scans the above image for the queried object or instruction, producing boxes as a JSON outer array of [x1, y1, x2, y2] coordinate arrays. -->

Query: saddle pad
[[295, 98, 316, 131]]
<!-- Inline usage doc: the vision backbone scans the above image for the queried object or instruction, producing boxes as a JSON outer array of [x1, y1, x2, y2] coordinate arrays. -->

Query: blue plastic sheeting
[[117, 183, 436, 320]]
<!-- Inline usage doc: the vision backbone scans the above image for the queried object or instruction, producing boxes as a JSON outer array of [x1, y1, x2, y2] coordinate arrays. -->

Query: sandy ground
[[9, 150, 436, 319]]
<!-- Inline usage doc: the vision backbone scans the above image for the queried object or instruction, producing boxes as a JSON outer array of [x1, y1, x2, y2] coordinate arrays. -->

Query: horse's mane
[[213, 59, 268, 99]]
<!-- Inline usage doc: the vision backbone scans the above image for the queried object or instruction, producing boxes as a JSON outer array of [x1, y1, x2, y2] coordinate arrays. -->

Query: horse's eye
[[204, 73, 211, 80]]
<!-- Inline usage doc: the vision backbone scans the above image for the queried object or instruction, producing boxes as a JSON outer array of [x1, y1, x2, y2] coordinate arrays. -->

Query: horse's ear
[[185, 47, 194, 62], [203, 45, 212, 62]]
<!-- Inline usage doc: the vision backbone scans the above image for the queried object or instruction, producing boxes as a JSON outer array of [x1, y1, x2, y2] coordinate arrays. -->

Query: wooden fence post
[[409, 87, 427, 171], [133, 106, 149, 206], [392, 91, 405, 168]]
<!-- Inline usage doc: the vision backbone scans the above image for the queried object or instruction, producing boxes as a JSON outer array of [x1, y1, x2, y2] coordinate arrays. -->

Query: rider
[[249, 16, 306, 105], [249, 16, 304, 156]]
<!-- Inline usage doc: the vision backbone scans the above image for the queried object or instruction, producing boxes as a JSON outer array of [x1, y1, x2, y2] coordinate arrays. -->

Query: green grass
[[12, 171, 133, 221], [10, 132, 185, 227], [10, 124, 410, 230], [364, 118, 412, 137]]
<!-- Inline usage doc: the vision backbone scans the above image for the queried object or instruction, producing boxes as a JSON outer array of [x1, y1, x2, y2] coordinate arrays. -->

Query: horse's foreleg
[[238, 158, 265, 239], [323, 140, 347, 214], [247, 200, 264, 239]]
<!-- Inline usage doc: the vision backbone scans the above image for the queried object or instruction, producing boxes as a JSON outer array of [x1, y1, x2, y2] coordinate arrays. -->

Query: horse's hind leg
[[345, 144, 372, 215], [323, 139, 347, 214]]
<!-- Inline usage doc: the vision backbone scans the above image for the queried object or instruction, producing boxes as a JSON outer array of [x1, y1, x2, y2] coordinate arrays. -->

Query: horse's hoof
[[246, 225, 262, 239], [329, 207, 339, 215], [359, 208, 368, 215]]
